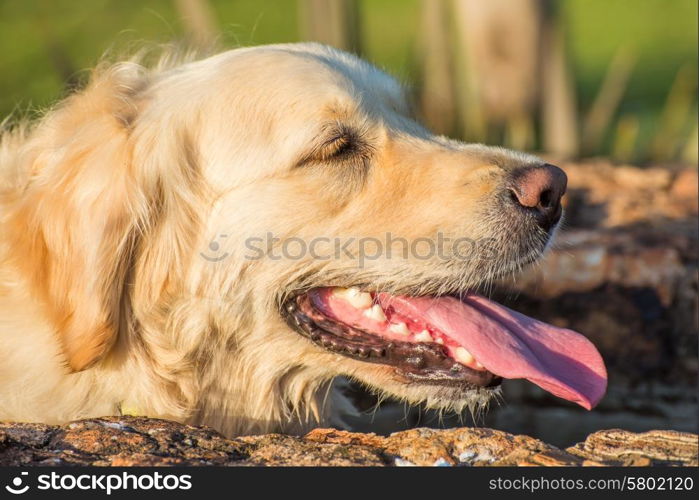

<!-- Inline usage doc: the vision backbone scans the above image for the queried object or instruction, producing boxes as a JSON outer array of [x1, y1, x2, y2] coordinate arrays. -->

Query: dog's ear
[[5, 63, 151, 371]]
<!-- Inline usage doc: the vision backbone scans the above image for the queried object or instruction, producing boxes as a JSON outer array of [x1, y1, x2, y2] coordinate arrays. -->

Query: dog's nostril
[[539, 189, 553, 209], [508, 189, 520, 205]]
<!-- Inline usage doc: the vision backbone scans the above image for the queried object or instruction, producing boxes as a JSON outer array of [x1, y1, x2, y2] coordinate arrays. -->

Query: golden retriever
[[0, 43, 606, 437]]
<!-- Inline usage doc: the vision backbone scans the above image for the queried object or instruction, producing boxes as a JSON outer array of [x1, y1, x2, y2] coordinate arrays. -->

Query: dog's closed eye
[[320, 133, 357, 159], [299, 125, 372, 167]]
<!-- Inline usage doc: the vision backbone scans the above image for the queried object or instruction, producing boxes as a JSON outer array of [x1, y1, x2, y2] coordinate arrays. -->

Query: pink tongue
[[376, 293, 607, 409]]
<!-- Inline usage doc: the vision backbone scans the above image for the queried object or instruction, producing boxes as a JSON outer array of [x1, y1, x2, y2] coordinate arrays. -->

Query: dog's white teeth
[[454, 347, 475, 365], [364, 304, 387, 322], [333, 287, 373, 309], [347, 289, 373, 309], [389, 322, 410, 336], [436, 337, 444, 344], [414, 330, 433, 343]]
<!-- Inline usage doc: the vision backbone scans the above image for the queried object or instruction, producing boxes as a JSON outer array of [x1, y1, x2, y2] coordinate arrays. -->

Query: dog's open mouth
[[284, 287, 607, 409]]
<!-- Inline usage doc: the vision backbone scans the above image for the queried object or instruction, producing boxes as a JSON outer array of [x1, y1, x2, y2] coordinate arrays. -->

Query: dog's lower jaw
[[174, 336, 496, 437], [180, 316, 502, 436], [340, 367, 499, 419]]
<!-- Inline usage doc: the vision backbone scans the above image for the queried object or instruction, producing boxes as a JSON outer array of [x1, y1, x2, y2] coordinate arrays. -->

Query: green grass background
[[1, 0, 696, 160]]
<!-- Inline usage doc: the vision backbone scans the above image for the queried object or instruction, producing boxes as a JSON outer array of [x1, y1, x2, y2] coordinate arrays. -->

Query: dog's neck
[[114, 292, 334, 436]]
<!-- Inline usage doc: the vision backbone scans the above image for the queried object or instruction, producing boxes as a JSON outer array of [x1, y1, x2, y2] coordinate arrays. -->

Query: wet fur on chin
[[0, 43, 543, 437]]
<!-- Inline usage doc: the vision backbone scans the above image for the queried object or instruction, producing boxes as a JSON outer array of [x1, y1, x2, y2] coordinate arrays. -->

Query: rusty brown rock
[[0, 417, 696, 466], [306, 427, 584, 466], [0, 417, 251, 466], [239, 432, 388, 466], [567, 429, 699, 466], [560, 161, 697, 228]]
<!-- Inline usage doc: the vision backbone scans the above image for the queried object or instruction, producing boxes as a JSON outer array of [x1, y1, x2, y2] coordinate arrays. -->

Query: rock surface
[[0, 417, 696, 466]]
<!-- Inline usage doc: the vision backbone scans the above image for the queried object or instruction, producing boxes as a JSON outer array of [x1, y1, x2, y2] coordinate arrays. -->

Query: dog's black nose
[[507, 164, 567, 231]]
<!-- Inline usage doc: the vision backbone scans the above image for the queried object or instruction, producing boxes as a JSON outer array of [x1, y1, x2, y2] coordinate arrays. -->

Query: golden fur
[[0, 43, 547, 436]]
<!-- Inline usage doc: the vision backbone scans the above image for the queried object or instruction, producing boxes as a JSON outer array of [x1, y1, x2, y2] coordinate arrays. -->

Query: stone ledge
[[1, 417, 696, 466]]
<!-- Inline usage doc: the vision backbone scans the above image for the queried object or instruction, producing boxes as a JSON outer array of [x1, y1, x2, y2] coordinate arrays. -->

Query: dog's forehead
[[214, 43, 408, 115]]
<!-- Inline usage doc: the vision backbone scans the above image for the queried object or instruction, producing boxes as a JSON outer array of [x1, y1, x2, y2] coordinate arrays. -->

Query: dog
[[0, 43, 606, 437]]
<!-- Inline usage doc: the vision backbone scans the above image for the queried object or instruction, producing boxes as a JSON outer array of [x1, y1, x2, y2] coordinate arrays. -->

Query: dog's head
[[4, 43, 606, 432]]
